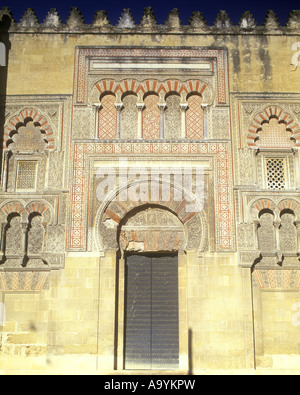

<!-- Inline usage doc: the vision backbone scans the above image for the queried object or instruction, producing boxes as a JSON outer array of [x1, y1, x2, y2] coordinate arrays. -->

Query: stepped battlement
[[0, 6, 300, 34]]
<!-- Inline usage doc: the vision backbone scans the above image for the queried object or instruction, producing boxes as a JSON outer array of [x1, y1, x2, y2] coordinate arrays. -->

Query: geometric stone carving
[[257, 212, 276, 254], [0, 271, 50, 291], [210, 107, 230, 139], [237, 223, 255, 250], [238, 148, 255, 185], [16, 161, 37, 191], [98, 179, 208, 253], [0, 202, 65, 270], [165, 94, 181, 139], [4, 108, 56, 151], [120, 94, 138, 139], [46, 225, 66, 254], [247, 106, 300, 148], [119, 207, 185, 252], [9, 121, 47, 152], [266, 158, 286, 190], [142, 94, 160, 139], [5, 215, 24, 256], [279, 212, 297, 252], [258, 118, 295, 148], [252, 269, 300, 289]]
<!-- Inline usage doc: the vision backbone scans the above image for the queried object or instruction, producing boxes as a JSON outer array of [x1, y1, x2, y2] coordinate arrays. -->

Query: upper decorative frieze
[[0, 6, 300, 34]]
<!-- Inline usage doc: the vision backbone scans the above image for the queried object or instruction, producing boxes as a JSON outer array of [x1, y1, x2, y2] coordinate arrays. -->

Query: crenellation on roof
[[0, 6, 299, 34]]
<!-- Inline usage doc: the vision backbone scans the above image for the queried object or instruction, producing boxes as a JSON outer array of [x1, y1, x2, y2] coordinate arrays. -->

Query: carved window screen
[[16, 161, 37, 191], [266, 158, 286, 190]]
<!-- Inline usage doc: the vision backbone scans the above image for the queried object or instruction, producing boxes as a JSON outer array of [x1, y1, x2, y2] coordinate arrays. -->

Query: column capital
[[158, 102, 167, 110], [114, 102, 124, 111], [136, 102, 145, 111], [180, 102, 189, 111]]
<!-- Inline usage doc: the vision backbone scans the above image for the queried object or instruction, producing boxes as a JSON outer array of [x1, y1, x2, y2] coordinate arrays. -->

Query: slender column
[[93, 103, 102, 139], [202, 104, 208, 139], [2, 151, 8, 191], [274, 219, 283, 264], [296, 222, 300, 256], [158, 102, 166, 139], [136, 103, 145, 140], [114, 102, 123, 139], [180, 102, 188, 139]]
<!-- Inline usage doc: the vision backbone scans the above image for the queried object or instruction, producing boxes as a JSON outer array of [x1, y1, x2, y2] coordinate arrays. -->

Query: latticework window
[[266, 158, 286, 190], [16, 161, 37, 191]]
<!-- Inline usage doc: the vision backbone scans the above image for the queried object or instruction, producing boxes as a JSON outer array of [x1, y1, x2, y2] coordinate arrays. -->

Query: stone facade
[[0, 7, 300, 374]]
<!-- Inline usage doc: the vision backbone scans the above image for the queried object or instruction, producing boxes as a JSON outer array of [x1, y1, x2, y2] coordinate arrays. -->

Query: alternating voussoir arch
[[94, 178, 208, 253], [4, 107, 56, 151], [91, 78, 213, 105], [247, 105, 300, 147], [248, 197, 300, 222]]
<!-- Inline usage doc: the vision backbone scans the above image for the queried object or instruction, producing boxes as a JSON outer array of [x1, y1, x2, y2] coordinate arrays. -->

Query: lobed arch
[[247, 105, 300, 148], [4, 107, 56, 151]]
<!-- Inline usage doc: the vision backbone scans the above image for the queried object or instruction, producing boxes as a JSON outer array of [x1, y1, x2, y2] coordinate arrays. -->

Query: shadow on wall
[[188, 328, 193, 375], [0, 14, 11, 182]]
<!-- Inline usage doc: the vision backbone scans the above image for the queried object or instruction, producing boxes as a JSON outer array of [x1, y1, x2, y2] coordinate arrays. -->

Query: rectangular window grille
[[124, 254, 179, 370], [16, 161, 37, 191], [266, 158, 286, 190]]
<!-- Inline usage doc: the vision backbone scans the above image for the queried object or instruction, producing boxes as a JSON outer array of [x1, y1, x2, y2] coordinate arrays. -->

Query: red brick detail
[[94, 79, 209, 100], [254, 198, 276, 213], [105, 209, 122, 224], [277, 199, 299, 213], [25, 201, 49, 216], [1, 201, 24, 216]]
